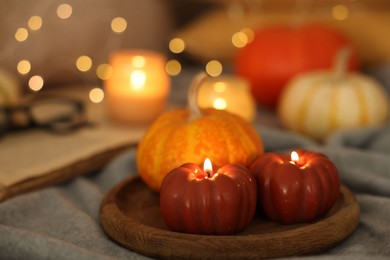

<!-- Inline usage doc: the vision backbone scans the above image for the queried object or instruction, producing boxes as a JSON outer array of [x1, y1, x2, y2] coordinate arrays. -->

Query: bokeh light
[[15, 28, 28, 42], [96, 63, 113, 80], [89, 87, 105, 103], [232, 28, 255, 48], [28, 16, 43, 31], [28, 75, 44, 91], [76, 55, 92, 72], [111, 17, 127, 33], [332, 4, 349, 20], [241, 28, 255, 43], [206, 60, 223, 77], [169, 38, 185, 54], [232, 31, 248, 48], [17, 60, 31, 75], [166, 59, 181, 76], [57, 3, 73, 19]]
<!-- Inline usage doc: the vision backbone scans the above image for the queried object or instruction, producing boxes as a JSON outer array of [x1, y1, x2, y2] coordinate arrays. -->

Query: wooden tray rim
[[100, 176, 360, 259]]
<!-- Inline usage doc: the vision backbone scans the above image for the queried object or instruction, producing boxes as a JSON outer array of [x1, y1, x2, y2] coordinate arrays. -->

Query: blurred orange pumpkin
[[234, 24, 359, 108], [136, 73, 264, 192]]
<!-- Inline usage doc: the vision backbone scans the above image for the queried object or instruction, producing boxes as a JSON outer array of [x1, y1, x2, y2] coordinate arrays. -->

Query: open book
[[0, 87, 147, 202]]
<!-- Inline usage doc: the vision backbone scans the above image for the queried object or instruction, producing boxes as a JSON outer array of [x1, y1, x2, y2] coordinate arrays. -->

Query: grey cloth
[[1, 125, 389, 259], [1, 69, 390, 259]]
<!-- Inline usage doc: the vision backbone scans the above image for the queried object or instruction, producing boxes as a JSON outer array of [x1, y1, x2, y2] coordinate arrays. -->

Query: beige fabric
[[175, 5, 390, 65]]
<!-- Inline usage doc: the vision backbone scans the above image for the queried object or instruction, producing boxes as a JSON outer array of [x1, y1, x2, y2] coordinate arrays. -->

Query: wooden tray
[[100, 177, 360, 259]]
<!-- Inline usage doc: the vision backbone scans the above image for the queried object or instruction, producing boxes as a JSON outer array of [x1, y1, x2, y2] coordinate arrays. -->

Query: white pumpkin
[[278, 48, 390, 140], [0, 69, 21, 107]]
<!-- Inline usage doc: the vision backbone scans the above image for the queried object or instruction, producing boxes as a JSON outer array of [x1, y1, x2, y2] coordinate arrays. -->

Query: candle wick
[[206, 170, 211, 178]]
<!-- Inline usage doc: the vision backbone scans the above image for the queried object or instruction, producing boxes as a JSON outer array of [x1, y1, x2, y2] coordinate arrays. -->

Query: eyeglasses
[[0, 96, 91, 137]]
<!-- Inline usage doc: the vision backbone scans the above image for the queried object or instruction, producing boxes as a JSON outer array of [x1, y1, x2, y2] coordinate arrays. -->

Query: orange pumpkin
[[234, 24, 359, 108], [136, 73, 264, 192]]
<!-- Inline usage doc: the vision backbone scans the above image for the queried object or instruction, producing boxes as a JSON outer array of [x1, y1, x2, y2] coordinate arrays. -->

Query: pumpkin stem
[[333, 47, 351, 81], [188, 72, 209, 121]]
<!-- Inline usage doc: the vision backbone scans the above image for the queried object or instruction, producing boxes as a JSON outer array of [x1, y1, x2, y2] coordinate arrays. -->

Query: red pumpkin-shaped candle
[[234, 24, 359, 108], [160, 159, 257, 235], [250, 149, 340, 224]]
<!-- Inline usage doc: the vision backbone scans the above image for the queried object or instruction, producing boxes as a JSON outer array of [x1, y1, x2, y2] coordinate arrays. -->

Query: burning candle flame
[[291, 151, 299, 164], [203, 158, 213, 177], [130, 69, 146, 90], [213, 97, 227, 110]]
